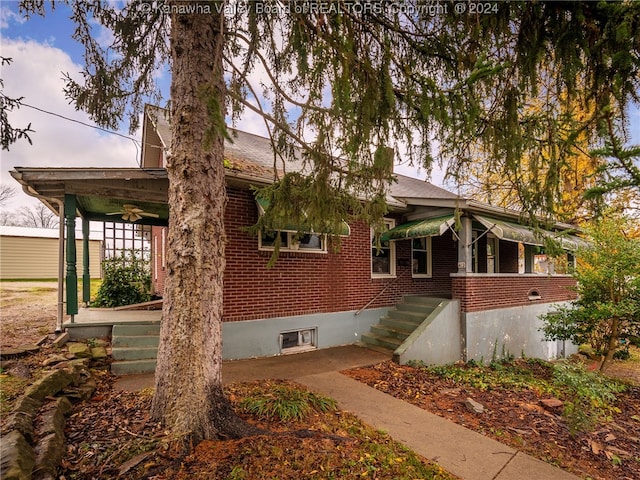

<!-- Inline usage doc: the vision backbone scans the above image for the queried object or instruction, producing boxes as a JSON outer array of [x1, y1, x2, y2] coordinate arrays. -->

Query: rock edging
[[0, 346, 100, 480]]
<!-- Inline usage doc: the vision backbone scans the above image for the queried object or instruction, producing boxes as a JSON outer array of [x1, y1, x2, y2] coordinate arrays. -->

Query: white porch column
[[457, 215, 473, 274]]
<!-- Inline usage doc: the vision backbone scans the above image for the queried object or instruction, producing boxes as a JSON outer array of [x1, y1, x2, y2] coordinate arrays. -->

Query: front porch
[[62, 308, 162, 339]]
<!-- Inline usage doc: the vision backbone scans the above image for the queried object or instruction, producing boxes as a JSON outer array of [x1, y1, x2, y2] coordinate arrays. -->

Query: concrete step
[[112, 323, 161, 337], [361, 332, 403, 351], [380, 315, 424, 332], [112, 335, 160, 348], [404, 295, 446, 306], [387, 308, 427, 323], [111, 346, 158, 361], [356, 341, 395, 357], [396, 302, 436, 315], [111, 359, 157, 375], [370, 324, 413, 341]]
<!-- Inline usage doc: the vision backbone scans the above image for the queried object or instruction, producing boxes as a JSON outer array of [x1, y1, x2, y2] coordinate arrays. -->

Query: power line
[[18, 101, 142, 164], [20, 102, 138, 143]]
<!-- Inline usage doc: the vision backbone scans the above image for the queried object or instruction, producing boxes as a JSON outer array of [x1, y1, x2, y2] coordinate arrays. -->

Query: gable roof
[[141, 105, 458, 207], [391, 174, 459, 201]]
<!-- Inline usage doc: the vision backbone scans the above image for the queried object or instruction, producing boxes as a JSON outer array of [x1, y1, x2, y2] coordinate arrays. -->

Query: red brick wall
[[223, 188, 458, 322], [451, 274, 577, 313], [151, 189, 459, 321], [151, 192, 576, 320]]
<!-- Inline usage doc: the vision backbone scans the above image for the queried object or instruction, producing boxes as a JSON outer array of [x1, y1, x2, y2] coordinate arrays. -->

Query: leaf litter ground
[[343, 357, 640, 480], [60, 375, 456, 480]]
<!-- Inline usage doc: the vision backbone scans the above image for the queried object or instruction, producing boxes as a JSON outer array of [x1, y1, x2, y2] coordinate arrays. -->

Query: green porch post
[[82, 218, 90, 305], [65, 194, 78, 318]]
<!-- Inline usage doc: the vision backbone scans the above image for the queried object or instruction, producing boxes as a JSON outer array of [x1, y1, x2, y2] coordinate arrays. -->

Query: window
[[412, 237, 432, 277], [280, 328, 317, 354], [486, 234, 499, 273], [371, 219, 396, 277], [259, 231, 326, 253], [471, 231, 499, 273], [298, 233, 323, 250]]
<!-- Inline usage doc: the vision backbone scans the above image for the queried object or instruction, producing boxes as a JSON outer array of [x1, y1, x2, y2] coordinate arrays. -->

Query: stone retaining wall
[[1, 342, 102, 480]]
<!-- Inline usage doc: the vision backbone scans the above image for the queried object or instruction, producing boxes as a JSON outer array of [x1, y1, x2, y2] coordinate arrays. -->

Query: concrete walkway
[[114, 345, 580, 480]]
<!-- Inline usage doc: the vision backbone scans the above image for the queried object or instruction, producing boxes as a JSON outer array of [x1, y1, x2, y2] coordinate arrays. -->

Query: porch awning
[[256, 198, 350, 236], [473, 215, 586, 250], [381, 215, 455, 242]]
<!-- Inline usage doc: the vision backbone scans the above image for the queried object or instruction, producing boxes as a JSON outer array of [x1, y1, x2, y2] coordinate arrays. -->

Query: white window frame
[[411, 236, 432, 278], [259, 231, 327, 254], [486, 233, 499, 274], [371, 218, 396, 278], [280, 327, 317, 354], [153, 235, 158, 281], [161, 227, 166, 269]]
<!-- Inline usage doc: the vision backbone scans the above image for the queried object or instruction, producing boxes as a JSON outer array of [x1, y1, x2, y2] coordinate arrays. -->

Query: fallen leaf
[[588, 439, 603, 455], [118, 451, 152, 476], [607, 446, 631, 456]]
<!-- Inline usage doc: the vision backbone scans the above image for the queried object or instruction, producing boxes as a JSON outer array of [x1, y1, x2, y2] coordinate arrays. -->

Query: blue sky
[[1, 2, 638, 213]]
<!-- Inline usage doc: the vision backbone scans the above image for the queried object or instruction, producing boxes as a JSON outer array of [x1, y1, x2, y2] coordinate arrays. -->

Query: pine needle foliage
[[16, 1, 640, 230]]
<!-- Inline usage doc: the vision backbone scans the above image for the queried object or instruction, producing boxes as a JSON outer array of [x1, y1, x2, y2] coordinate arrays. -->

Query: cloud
[[0, 6, 27, 30], [1, 38, 139, 212]]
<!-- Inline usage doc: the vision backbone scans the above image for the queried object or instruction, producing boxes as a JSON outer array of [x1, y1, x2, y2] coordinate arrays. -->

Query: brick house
[[11, 105, 583, 364], [142, 106, 582, 363]]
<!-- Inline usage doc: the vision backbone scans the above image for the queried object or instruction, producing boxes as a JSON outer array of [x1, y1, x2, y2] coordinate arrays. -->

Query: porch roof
[[10, 167, 169, 226], [381, 215, 455, 241]]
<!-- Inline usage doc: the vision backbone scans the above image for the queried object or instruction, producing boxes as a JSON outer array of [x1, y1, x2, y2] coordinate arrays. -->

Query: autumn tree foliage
[[541, 214, 640, 371], [15, 0, 640, 445], [454, 98, 607, 224]]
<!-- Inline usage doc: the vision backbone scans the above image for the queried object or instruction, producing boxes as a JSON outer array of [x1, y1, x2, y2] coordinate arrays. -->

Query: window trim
[[161, 228, 166, 269], [486, 233, 499, 274], [258, 230, 328, 254], [411, 236, 432, 278], [371, 218, 397, 278]]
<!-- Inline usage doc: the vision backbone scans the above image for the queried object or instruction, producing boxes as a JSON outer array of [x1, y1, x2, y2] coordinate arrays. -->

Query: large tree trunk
[[150, 3, 255, 445]]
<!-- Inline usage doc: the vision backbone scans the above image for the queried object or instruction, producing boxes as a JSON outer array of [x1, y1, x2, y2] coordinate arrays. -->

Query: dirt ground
[[0, 281, 60, 348]]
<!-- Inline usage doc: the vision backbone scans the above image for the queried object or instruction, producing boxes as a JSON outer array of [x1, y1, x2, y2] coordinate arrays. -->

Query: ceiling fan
[[106, 204, 159, 222]]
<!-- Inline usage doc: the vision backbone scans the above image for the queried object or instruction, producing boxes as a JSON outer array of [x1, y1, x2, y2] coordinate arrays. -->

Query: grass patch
[[419, 358, 627, 434], [419, 358, 557, 396], [0, 372, 30, 415], [237, 380, 337, 422]]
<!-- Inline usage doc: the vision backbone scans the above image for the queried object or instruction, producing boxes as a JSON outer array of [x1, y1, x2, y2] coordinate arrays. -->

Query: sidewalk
[[114, 345, 580, 480]]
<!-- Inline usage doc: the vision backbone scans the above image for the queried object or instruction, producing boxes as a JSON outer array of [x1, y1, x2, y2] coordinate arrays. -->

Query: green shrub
[[92, 250, 151, 307], [552, 361, 626, 434], [239, 382, 337, 422]]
